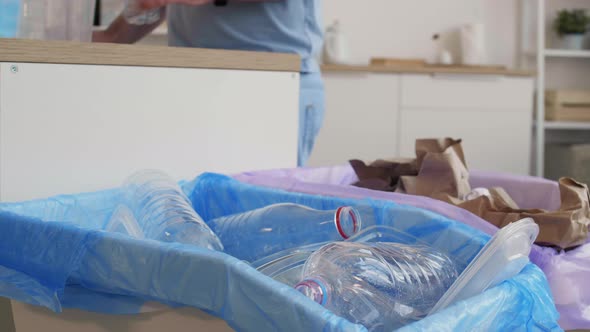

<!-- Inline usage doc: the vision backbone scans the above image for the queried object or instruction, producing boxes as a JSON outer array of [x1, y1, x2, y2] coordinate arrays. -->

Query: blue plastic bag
[[0, 173, 561, 331]]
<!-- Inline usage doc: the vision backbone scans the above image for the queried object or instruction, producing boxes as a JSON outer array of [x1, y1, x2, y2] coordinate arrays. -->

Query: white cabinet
[[400, 74, 534, 174], [309, 71, 535, 175], [0, 40, 300, 201], [401, 74, 533, 110], [0, 63, 299, 201], [308, 73, 400, 166], [399, 108, 533, 173]]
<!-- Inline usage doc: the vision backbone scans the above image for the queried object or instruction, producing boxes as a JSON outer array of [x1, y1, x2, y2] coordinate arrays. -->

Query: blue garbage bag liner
[[0, 172, 561, 331], [0, 210, 359, 331], [188, 173, 489, 270]]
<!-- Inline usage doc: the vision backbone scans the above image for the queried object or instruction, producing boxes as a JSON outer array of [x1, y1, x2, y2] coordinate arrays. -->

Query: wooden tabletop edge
[[321, 63, 535, 77], [0, 38, 301, 72]]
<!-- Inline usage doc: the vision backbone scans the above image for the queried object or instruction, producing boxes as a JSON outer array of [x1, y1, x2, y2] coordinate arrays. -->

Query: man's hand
[[92, 30, 113, 43], [92, 7, 167, 44], [136, 0, 214, 10]]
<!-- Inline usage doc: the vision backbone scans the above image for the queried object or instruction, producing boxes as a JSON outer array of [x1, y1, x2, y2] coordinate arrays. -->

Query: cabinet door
[[308, 73, 400, 166], [399, 74, 534, 175], [0, 62, 299, 201], [399, 109, 533, 174]]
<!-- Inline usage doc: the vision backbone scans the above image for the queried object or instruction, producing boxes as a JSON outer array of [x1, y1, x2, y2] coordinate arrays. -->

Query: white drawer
[[401, 74, 534, 110]]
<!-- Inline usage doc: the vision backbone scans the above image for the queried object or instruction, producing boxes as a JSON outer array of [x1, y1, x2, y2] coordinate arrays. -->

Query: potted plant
[[553, 9, 590, 50]]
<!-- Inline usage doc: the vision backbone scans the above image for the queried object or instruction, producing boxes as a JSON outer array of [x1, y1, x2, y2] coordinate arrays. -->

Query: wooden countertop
[[321, 63, 535, 77], [0, 38, 300, 72]]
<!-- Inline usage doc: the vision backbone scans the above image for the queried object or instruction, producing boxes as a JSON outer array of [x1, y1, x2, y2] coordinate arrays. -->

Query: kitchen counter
[[321, 63, 535, 77], [0, 38, 300, 72]]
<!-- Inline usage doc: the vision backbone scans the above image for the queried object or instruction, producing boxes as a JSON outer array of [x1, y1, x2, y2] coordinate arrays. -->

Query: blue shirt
[[0, 0, 19, 38], [167, 0, 323, 73]]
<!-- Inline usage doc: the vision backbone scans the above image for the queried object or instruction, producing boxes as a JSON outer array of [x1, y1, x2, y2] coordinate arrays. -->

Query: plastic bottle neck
[[334, 206, 361, 239], [295, 278, 328, 306]]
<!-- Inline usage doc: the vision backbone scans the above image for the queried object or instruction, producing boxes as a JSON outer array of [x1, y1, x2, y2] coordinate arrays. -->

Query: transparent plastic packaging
[[209, 203, 374, 262], [295, 241, 458, 330], [123, 0, 161, 25], [255, 217, 538, 330], [106, 170, 223, 251], [105, 205, 145, 239], [253, 241, 326, 287], [429, 218, 539, 314], [252, 225, 426, 287]]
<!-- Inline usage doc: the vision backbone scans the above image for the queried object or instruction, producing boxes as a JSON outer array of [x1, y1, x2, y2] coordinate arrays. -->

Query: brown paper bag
[[349, 137, 590, 249], [442, 180, 590, 249], [350, 158, 417, 192], [521, 179, 590, 248], [415, 138, 467, 169], [399, 138, 471, 199]]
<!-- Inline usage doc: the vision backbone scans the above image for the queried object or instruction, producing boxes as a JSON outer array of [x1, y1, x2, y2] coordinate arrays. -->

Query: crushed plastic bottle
[[123, 0, 161, 25], [295, 242, 458, 331], [106, 170, 223, 251], [209, 203, 374, 262]]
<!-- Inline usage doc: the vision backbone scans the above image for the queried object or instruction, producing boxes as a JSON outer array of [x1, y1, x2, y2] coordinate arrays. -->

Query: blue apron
[[0, 0, 20, 38]]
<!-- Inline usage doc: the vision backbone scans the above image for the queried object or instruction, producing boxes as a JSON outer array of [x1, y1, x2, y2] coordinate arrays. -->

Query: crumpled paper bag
[[441, 180, 590, 249], [350, 138, 590, 249], [398, 138, 470, 198], [349, 158, 417, 192]]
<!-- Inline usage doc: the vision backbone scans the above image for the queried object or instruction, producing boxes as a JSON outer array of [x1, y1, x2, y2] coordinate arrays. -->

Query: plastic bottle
[[17, 0, 47, 40], [108, 170, 224, 251], [123, 0, 161, 25], [295, 242, 458, 330], [322, 20, 351, 65], [209, 203, 374, 262], [16, 0, 96, 41], [105, 205, 145, 239]]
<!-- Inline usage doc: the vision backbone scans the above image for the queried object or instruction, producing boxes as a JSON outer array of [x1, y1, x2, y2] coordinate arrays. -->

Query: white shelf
[[544, 49, 590, 58], [544, 121, 590, 130]]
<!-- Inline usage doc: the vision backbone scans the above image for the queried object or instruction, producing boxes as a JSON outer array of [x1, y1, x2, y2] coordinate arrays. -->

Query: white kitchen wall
[[322, 0, 519, 67], [123, 0, 521, 67]]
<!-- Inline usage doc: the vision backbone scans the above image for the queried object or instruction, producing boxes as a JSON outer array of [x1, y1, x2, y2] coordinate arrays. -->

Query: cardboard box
[[546, 90, 590, 122], [10, 301, 233, 332]]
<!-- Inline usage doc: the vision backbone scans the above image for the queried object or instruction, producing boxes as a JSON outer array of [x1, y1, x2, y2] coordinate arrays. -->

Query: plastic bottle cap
[[295, 278, 327, 306], [334, 207, 361, 239]]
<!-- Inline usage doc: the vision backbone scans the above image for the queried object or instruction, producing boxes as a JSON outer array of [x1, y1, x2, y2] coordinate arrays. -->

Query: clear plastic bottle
[[209, 203, 374, 262], [108, 170, 223, 251], [17, 0, 47, 40], [16, 0, 96, 41], [295, 242, 458, 331], [123, 0, 161, 25]]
